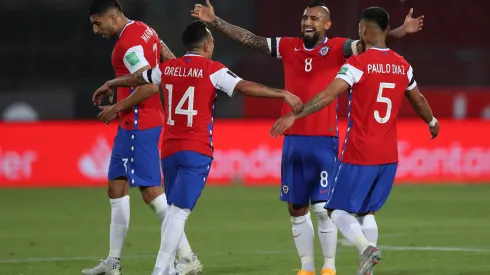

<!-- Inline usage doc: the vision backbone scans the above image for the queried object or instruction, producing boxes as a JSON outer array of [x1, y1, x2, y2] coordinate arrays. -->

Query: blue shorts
[[161, 151, 213, 210], [326, 162, 398, 214], [280, 135, 339, 205], [108, 126, 162, 187]]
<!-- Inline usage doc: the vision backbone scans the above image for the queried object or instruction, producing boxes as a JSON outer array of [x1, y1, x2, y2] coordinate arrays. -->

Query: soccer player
[[93, 20, 303, 275], [85, 1, 201, 274], [192, 1, 424, 274], [271, 7, 440, 275]]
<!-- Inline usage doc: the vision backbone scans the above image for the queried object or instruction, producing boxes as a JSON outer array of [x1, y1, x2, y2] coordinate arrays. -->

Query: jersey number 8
[[305, 58, 313, 72], [374, 82, 395, 124], [165, 84, 198, 127]]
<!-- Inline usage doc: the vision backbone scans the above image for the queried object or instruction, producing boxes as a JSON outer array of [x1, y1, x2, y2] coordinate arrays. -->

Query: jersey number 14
[[165, 84, 198, 127]]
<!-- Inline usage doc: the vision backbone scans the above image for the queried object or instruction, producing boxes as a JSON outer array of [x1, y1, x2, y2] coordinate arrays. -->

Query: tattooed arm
[[93, 66, 160, 108], [211, 17, 270, 54], [296, 78, 349, 118], [191, 0, 270, 54], [160, 40, 175, 62], [106, 71, 148, 89]]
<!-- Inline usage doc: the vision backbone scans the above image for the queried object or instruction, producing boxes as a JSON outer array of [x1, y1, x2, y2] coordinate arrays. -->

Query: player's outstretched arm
[[405, 86, 439, 139], [160, 40, 175, 62], [270, 78, 348, 137], [112, 66, 160, 113], [234, 80, 303, 114], [93, 70, 150, 106], [95, 66, 160, 124], [296, 78, 348, 119], [191, 0, 270, 54], [386, 8, 424, 44]]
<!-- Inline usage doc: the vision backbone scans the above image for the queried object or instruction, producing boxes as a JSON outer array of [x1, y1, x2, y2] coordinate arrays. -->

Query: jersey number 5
[[165, 84, 198, 127], [374, 82, 395, 124]]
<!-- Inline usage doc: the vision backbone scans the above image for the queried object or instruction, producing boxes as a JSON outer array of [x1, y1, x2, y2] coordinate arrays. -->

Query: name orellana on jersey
[[142, 54, 242, 159]]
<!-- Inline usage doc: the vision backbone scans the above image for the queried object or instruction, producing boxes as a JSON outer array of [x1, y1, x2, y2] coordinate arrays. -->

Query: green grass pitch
[[0, 184, 489, 275]]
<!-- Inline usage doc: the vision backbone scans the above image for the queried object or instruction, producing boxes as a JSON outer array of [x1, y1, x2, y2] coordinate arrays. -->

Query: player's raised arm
[[405, 83, 439, 139], [386, 8, 424, 44], [191, 0, 270, 55]]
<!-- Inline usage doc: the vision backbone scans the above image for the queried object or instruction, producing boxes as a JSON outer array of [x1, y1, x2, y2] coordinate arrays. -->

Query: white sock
[[314, 203, 337, 270], [291, 211, 315, 272], [152, 205, 191, 275], [149, 193, 167, 222], [357, 214, 378, 247], [330, 209, 369, 254], [149, 194, 194, 261], [108, 195, 130, 259]]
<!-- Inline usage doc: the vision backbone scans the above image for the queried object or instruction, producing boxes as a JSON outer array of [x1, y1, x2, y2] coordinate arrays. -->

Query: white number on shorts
[[374, 82, 395, 124], [165, 84, 198, 127], [305, 58, 313, 72], [320, 171, 328, 187], [122, 158, 128, 173]]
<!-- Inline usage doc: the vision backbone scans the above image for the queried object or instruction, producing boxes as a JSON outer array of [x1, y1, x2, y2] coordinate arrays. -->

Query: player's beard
[[302, 31, 321, 49]]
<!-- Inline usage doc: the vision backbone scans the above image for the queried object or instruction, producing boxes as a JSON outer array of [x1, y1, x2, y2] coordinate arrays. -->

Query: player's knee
[[107, 178, 128, 199], [313, 202, 329, 221], [139, 186, 164, 204], [288, 203, 309, 217], [291, 210, 311, 225]]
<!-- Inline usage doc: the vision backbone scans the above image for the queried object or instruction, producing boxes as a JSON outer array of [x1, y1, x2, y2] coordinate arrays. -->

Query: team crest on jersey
[[319, 46, 330, 56], [282, 185, 289, 194]]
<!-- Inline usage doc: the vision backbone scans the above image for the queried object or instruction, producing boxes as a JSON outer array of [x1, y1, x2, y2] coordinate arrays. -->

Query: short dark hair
[[361, 7, 390, 31], [89, 0, 123, 16], [308, 0, 328, 8], [182, 21, 210, 51]]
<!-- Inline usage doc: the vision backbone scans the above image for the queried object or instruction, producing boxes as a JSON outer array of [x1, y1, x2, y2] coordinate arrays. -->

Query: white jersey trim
[[336, 64, 364, 87], [123, 45, 150, 74], [407, 80, 418, 91], [209, 68, 243, 97], [142, 66, 162, 85], [351, 40, 359, 55], [407, 66, 417, 90], [368, 47, 390, 52], [266, 37, 282, 59]]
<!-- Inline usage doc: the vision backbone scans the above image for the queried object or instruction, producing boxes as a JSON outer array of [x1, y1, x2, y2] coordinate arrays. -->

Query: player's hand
[[97, 105, 118, 125], [403, 8, 424, 34], [429, 121, 439, 139], [191, 0, 216, 24], [93, 82, 114, 106], [270, 113, 296, 138], [283, 91, 304, 115]]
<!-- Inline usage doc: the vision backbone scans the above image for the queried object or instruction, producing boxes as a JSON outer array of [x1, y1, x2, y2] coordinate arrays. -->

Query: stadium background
[[1, 0, 489, 274]]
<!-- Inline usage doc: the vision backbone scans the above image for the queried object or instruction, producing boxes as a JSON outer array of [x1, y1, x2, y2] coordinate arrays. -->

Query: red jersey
[[143, 54, 242, 158], [111, 20, 164, 130], [336, 47, 417, 165], [267, 36, 357, 136]]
